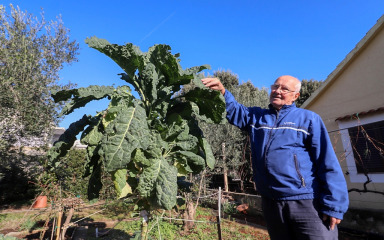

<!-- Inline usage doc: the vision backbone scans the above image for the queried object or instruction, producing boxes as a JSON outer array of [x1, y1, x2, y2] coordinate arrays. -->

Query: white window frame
[[337, 113, 384, 183]]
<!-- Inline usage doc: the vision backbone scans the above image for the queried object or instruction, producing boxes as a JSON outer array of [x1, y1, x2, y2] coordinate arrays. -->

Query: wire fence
[[1, 188, 266, 240]]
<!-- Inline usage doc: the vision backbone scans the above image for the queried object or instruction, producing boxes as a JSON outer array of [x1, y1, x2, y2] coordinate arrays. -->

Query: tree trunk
[[183, 201, 196, 231], [223, 166, 229, 192], [222, 142, 229, 192]]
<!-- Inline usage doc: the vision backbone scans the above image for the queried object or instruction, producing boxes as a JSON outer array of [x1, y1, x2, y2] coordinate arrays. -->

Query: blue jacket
[[225, 91, 349, 219]]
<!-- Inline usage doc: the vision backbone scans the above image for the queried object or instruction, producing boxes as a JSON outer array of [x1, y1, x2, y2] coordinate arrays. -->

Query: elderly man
[[202, 75, 349, 240]]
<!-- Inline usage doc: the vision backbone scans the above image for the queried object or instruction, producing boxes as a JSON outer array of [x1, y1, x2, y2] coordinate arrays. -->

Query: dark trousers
[[261, 197, 338, 240]]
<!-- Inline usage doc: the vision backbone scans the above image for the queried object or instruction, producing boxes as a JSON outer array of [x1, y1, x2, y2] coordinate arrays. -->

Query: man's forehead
[[275, 76, 298, 86]]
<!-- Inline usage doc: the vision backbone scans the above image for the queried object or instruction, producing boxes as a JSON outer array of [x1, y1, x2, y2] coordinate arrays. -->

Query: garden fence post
[[218, 187, 221, 220], [217, 187, 222, 240], [50, 217, 56, 240], [55, 211, 62, 240]]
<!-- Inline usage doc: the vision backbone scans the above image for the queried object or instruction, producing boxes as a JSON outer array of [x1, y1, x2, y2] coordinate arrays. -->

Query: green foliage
[[51, 149, 90, 199], [0, 4, 79, 204], [48, 37, 226, 211], [296, 79, 323, 107], [87, 206, 269, 240], [196, 70, 269, 185], [35, 149, 115, 201], [149, 219, 181, 239], [0, 234, 22, 240], [116, 220, 142, 237], [103, 200, 137, 220], [222, 201, 238, 215], [0, 153, 41, 204], [19, 218, 36, 231], [113, 169, 132, 199], [0, 4, 79, 152]]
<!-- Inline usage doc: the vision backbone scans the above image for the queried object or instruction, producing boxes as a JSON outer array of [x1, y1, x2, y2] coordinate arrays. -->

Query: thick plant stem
[[140, 210, 149, 240], [141, 220, 148, 240]]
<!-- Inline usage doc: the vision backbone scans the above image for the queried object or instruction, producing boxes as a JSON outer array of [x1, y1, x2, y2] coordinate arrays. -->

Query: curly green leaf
[[113, 169, 132, 199], [137, 157, 177, 210], [53, 85, 115, 116], [101, 102, 151, 172], [47, 114, 91, 165]]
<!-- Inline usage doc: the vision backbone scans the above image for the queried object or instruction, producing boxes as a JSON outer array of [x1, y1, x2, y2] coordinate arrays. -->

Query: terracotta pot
[[32, 195, 47, 208]]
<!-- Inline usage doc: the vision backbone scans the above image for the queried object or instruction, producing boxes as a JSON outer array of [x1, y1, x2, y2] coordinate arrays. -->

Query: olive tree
[[0, 4, 78, 204], [0, 4, 79, 152], [296, 79, 323, 107]]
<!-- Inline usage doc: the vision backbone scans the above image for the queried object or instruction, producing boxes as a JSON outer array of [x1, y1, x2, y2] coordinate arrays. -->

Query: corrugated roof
[[335, 107, 384, 121], [301, 15, 384, 109]]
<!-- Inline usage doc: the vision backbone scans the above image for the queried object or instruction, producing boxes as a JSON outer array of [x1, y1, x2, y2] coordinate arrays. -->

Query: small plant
[[0, 234, 23, 240], [19, 218, 36, 231], [222, 201, 238, 215]]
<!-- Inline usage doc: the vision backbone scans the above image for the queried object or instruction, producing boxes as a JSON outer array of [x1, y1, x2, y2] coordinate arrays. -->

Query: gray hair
[[294, 82, 301, 93]]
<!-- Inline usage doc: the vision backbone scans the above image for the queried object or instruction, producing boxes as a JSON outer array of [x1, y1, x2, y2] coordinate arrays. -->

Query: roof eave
[[301, 15, 384, 109]]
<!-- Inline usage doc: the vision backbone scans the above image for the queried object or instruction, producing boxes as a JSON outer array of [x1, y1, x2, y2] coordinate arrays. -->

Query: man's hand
[[201, 78, 225, 95], [322, 214, 341, 230]]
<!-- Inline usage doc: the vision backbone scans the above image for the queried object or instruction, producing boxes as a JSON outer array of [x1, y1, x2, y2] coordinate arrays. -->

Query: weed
[[222, 201, 238, 215], [19, 218, 36, 231], [115, 220, 141, 236], [0, 233, 22, 240]]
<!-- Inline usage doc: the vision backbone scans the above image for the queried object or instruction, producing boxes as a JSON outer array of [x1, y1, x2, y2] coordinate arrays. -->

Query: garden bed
[[0, 203, 270, 240], [1, 201, 382, 240]]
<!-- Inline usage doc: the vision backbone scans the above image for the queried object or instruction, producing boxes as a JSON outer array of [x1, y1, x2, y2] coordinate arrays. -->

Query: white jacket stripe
[[251, 125, 310, 135]]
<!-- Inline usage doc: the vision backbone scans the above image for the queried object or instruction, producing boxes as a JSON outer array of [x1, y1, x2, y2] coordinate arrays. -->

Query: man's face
[[269, 76, 300, 110]]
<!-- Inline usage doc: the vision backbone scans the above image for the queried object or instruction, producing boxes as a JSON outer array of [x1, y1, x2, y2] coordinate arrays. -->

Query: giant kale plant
[[48, 37, 225, 211]]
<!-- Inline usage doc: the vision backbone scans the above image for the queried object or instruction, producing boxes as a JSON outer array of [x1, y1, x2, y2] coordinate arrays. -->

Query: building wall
[[305, 25, 384, 210]]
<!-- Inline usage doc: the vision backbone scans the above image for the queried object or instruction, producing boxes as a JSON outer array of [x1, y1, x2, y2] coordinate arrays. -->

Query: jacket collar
[[268, 102, 296, 113]]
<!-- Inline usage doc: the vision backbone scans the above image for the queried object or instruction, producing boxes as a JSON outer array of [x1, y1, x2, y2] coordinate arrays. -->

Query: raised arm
[[202, 77, 254, 130]]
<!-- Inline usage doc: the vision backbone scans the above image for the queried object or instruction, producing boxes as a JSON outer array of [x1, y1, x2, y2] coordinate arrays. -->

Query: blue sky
[[2, 0, 384, 129]]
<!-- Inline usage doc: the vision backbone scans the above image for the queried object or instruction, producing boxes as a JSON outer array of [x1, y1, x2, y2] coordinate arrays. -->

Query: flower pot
[[32, 195, 47, 208]]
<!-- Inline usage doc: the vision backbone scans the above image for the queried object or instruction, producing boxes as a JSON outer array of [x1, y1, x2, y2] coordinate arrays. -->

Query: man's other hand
[[322, 214, 341, 230]]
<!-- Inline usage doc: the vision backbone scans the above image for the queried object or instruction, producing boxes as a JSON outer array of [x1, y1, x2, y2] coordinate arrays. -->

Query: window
[[338, 113, 384, 183], [348, 120, 384, 173]]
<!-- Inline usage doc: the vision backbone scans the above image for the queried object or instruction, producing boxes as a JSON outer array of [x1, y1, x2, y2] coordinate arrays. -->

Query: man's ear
[[294, 92, 300, 101]]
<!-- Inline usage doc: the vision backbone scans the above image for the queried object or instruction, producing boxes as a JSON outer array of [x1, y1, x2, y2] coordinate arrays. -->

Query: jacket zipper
[[264, 110, 279, 197], [264, 110, 279, 157], [294, 154, 306, 187]]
